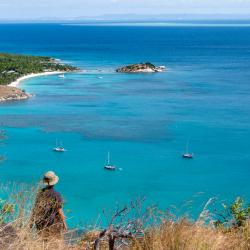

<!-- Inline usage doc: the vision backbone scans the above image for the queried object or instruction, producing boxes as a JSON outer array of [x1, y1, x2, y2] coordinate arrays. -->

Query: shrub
[[215, 197, 250, 228]]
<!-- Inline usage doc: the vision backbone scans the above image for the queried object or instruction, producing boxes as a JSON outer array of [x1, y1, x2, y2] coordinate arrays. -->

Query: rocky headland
[[0, 86, 30, 102]]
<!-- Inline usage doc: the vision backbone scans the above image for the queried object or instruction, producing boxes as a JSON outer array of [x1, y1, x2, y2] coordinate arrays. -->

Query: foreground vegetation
[[0, 53, 78, 85], [0, 184, 250, 250]]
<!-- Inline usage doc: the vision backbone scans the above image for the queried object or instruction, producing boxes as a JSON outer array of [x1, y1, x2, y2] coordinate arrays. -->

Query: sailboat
[[182, 141, 193, 159], [53, 139, 66, 152], [104, 152, 116, 170]]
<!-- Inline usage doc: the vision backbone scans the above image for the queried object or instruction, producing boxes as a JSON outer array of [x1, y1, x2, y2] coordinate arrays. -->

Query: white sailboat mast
[[186, 141, 189, 153], [107, 152, 110, 165]]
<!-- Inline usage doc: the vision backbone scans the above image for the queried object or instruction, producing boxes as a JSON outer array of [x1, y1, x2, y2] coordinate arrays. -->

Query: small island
[[0, 53, 79, 102], [116, 62, 166, 73]]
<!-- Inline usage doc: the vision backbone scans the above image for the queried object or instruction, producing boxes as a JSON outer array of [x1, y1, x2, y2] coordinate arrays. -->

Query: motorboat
[[58, 74, 65, 78]]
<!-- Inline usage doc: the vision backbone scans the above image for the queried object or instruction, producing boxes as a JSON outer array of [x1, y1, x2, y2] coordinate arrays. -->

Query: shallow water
[[0, 24, 250, 226]]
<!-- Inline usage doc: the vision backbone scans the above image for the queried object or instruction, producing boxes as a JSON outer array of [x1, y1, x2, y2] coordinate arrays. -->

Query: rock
[[0, 86, 30, 102]]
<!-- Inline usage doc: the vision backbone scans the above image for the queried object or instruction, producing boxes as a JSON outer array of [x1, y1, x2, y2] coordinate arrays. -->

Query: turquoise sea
[[0, 23, 250, 227]]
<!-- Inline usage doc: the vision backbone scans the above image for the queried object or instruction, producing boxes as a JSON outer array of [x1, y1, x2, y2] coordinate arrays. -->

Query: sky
[[1, 0, 250, 20]]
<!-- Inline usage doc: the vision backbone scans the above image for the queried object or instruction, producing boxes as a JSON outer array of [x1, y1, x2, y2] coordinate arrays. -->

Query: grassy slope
[[2, 217, 250, 249], [1, 186, 249, 250]]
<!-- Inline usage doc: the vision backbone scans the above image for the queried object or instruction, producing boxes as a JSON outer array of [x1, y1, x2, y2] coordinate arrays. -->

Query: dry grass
[[2, 219, 250, 250], [0, 213, 81, 250], [131, 220, 250, 250], [1, 185, 250, 250]]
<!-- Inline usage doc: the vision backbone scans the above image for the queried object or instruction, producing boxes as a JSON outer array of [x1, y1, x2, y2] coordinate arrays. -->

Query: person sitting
[[30, 171, 67, 239]]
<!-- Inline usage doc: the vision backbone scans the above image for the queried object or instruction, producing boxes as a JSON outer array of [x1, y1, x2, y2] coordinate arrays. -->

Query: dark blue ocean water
[[0, 23, 250, 227]]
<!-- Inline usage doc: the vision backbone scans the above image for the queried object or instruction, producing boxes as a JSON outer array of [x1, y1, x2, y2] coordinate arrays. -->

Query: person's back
[[30, 171, 67, 239], [33, 185, 63, 230]]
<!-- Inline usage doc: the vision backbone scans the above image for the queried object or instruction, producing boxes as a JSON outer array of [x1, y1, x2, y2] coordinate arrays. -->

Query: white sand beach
[[8, 71, 64, 87]]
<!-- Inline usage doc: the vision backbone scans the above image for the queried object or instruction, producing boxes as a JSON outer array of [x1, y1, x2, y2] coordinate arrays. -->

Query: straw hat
[[43, 171, 59, 186]]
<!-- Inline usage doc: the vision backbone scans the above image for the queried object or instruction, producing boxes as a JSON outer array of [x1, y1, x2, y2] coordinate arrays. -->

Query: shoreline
[[0, 71, 65, 103], [8, 71, 64, 87]]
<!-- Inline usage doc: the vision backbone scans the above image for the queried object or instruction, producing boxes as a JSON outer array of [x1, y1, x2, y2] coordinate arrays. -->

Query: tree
[[88, 198, 148, 250]]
